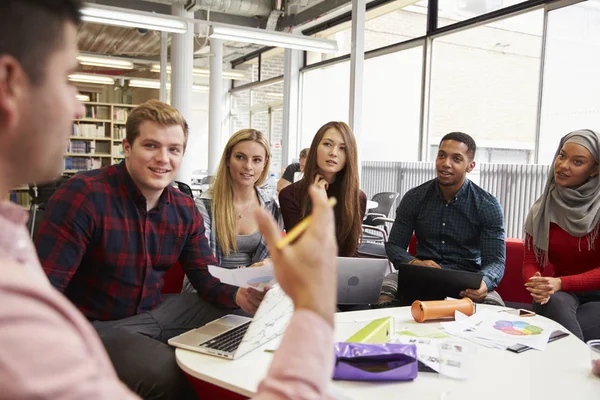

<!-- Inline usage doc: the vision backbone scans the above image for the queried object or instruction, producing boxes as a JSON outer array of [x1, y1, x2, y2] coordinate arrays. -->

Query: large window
[[230, 81, 284, 174], [300, 61, 350, 148], [306, 1, 427, 65], [427, 10, 543, 164], [538, 0, 600, 164], [362, 45, 423, 161], [438, 0, 532, 27]]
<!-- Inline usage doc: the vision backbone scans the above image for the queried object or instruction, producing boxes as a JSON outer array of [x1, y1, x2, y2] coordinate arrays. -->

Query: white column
[[160, 31, 169, 103], [171, 4, 194, 185], [349, 0, 366, 179], [208, 38, 223, 176], [282, 48, 302, 168]]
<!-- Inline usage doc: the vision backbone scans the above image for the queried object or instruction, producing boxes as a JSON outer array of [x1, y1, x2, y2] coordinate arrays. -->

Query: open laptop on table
[[168, 285, 293, 360], [337, 257, 388, 304], [394, 262, 483, 306]]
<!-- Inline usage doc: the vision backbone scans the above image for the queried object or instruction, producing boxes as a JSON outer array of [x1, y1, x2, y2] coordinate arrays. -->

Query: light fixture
[[81, 5, 188, 34], [150, 64, 248, 80], [129, 79, 208, 93], [77, 55, 134, 69], [69, 73, 115, 85], [76, 94, 91, 102], [209, 24, 338, 53]]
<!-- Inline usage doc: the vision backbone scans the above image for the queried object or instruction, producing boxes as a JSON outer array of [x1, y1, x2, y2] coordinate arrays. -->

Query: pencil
[[275, 197, 337, 249]]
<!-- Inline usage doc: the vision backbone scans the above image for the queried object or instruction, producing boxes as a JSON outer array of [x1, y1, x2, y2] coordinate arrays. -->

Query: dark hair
[[299, 148, 309, 159], [440, 132, 477, 160], [299, 121, 362, 257], [0, 0, 82, 85]]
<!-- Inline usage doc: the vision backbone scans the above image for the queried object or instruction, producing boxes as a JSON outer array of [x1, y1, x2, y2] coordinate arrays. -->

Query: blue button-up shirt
[[385, 178, 506, 290]]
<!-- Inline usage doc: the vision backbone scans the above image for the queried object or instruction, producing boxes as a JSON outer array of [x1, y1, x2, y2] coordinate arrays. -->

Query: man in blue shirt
[[380, 132, 506, 306]]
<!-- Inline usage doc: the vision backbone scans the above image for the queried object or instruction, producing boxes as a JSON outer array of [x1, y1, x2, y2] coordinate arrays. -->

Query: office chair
[[27, 175, 71, 239], [174, 181, 194, 198]]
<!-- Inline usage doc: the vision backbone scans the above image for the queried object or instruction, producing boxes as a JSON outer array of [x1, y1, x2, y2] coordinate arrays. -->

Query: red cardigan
[[523, 223, 600, 292]]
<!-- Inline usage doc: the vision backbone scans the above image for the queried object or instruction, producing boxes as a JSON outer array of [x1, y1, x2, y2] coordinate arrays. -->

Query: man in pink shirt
[[0, 1, 336, 399]]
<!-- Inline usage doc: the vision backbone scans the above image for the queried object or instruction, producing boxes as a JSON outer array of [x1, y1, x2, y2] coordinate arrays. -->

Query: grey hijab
[[524, 129, 600, 266]]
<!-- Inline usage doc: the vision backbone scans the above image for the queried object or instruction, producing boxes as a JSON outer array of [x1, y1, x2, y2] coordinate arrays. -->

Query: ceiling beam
[[90, 0, 266, 28], [277, 0, 352, 31]]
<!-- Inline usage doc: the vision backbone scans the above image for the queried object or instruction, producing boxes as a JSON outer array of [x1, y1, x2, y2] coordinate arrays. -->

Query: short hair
[[299, 148, 309, 159], [0, 0, 82, 85], [440, 132, 477, 160], [126, 100, 189, 148]]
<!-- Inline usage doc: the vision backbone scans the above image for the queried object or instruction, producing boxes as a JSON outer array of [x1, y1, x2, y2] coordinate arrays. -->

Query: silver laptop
[[168, 285, 293, 359], [337, 257, 388, 304]]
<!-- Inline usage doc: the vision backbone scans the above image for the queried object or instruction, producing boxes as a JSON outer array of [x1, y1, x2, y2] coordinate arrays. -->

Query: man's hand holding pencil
[[255, 185, 338, 326]]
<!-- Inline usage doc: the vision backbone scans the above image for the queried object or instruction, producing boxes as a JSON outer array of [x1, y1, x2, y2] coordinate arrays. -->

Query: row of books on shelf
[[113, 126, 126, 140], [8, 191, 30, 208], [112, 144, 124, 157], [64, 157, 102, 171], [85, 106, 110, 120], [74, 123, 107, 138], [67, 140, 96, 154], [113, 108, 128, 122]]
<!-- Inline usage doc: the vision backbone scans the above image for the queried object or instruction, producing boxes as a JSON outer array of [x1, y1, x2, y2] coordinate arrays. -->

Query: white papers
[[395, 336, 445, 372], [441, 309, 553, 351], [208, 263, 276, 291]]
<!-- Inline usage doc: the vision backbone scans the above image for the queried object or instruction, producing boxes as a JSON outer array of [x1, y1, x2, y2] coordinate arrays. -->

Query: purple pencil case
[[333, 342, 418, 381]]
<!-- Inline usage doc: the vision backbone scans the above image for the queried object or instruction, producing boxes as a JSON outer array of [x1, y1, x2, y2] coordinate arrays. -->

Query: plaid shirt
[[36, 162, 237, 321], [182, 188, 283, 292], [385, 178, 506, 290]]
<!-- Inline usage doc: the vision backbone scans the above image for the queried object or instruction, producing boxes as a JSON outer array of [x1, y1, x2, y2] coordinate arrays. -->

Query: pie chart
[[493, 320, 543, 336]]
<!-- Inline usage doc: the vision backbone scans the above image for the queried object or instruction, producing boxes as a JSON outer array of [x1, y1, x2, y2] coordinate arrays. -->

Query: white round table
[[176, 305, 600, 399]]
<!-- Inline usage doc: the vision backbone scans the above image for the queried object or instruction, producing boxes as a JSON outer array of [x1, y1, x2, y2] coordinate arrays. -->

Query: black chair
[[363, 192, 399, 227], [174, 181, 193, 198], [27, 175, 71, 239], [358, 223, 394, 273]]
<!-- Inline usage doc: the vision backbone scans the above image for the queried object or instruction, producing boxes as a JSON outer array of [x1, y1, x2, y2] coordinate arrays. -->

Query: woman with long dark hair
[[279, 121, 366, 257]]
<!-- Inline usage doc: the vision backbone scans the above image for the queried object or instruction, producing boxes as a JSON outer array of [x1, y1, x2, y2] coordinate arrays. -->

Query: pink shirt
[[0, 200, 334, 399]]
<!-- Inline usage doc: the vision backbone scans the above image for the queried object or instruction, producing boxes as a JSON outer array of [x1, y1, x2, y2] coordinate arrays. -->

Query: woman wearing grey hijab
[[523, 129, 600, 341]]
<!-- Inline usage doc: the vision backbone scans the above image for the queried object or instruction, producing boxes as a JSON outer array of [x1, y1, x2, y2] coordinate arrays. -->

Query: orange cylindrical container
[[411, 298, 475, 323]]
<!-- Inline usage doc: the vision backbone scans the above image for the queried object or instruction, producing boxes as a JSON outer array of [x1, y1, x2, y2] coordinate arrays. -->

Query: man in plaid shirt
[[379, 132, 506, 307], [36, 100, 265, 399]]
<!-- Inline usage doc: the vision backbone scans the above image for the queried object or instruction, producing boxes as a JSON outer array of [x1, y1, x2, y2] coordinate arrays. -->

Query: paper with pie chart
[[471, 313, 552, 350], [208, 263, 276, 292], [442, 309, 553, 350]]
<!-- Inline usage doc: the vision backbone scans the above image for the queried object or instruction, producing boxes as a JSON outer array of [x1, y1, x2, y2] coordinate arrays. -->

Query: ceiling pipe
[[138, 0, 272, 17]]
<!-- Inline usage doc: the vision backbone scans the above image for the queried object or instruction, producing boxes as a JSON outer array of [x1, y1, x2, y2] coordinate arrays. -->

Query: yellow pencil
[[275, 197, 337, 249]]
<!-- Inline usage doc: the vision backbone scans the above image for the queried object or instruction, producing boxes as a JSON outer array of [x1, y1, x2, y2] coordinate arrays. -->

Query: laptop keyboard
[[200, 322, 251, 353]]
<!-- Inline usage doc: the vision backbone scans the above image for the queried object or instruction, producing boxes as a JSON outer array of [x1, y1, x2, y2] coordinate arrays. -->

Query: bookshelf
[[8, 102, 137, 208], [67, 102, 136, 173]]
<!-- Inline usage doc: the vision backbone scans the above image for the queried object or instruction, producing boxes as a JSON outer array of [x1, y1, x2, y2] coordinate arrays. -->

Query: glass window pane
[[307, 1, 426, 65], [300, 62, 350, 148], [438, 0, 530, 27], [231, 90, 250, 134], [261, 49, 285, 80], [538, 1, 600, 164], [363, 46, 423, 161], [427, 10, 543, 164]]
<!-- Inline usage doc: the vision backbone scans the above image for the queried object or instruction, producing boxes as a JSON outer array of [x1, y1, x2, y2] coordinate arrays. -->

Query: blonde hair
[[212, 129, 271, 255], [126, 100, 189, 148]]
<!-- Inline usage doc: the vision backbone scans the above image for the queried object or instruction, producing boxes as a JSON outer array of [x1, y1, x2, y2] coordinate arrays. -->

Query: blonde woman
[[183, 129, 282, 292]]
